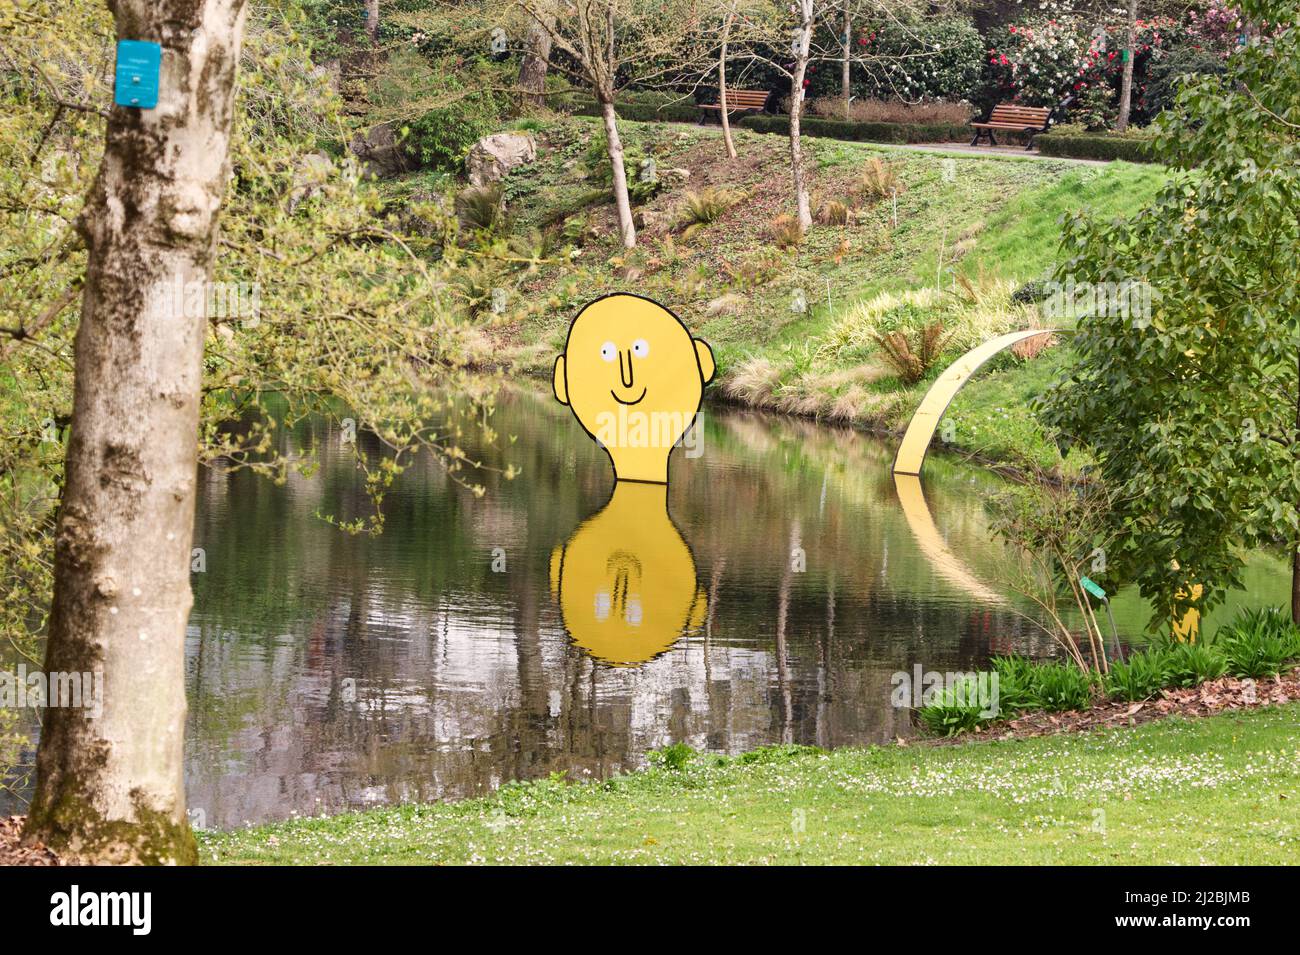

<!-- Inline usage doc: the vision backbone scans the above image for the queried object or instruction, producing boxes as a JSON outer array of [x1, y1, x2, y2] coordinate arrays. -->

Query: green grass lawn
[[201, 703, 1299, 865]]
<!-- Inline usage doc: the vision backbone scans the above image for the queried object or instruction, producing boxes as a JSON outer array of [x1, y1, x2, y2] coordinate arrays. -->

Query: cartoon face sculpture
[[549, 482, 707, 666], [553, 294, 715, 484]]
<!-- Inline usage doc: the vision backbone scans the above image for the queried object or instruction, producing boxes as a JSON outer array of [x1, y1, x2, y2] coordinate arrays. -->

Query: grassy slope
[[202, 703, 1299, 865], [460, 118, 1166, 470]]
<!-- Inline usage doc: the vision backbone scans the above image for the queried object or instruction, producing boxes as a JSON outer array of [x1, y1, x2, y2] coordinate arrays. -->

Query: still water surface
[[6, 386, 1288, 828]]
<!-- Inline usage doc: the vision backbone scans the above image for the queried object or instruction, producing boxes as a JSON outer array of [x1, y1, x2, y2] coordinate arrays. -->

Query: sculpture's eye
[[632, 339, 649, 358], [600, 341, 617, 362]]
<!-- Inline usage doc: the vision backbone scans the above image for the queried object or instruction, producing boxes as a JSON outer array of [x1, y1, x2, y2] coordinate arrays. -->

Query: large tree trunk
[[599, 96, 637, 248], [1294, 354, 1300, 625], [23, 0, 248, 865], [790, 1, 814, 231], [1292, 547, 1300, 625], [841, 5, 852, 120], [365, 0, 380, 43], [518, 12, 555, 107], [1115, 0, 1137, 131], [719, 6, 737, 160]]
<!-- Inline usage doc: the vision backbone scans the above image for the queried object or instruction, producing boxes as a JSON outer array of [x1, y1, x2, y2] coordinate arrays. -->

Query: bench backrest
[[988, 104, 1052, 127], [721, 89, 770, 108]]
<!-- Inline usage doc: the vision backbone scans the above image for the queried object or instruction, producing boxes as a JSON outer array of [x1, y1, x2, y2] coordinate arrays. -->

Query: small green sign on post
[[1080, 576, 1107, 601]]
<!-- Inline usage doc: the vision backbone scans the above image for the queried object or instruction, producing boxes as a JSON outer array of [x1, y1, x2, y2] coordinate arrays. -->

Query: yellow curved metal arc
[[893, 329, 1058, 476], [894, 473, 1005, 605]]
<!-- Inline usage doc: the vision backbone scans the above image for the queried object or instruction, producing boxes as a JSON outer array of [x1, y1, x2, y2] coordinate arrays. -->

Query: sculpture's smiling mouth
[[611, 387, 647, 406]]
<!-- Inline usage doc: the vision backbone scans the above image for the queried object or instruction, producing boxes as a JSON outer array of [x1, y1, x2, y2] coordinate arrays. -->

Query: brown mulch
[[917, 669, 1300, 748], [0, 815, 63, 866]]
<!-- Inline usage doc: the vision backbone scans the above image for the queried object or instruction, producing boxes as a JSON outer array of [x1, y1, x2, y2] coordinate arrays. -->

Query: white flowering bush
[[855, 17, 985, 103]]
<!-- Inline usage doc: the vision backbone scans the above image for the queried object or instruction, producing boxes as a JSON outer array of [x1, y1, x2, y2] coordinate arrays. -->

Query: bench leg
[[1024, 133, 1037, 151], [970, 130, 981, 146], [988, 131, 998, 147]]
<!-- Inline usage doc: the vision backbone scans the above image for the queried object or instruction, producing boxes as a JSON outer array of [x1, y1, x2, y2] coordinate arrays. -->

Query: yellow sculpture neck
[[605, 479, 670, 515]]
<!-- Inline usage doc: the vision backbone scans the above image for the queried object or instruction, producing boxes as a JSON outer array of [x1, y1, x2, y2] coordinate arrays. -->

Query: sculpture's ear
[[694, 338, 716, 384], [553, 354, 569, 405]]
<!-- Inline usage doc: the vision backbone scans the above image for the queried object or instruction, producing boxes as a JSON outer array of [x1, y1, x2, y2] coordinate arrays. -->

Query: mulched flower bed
[[921, 670, 1299, 747], [0, 815, 62, 866]]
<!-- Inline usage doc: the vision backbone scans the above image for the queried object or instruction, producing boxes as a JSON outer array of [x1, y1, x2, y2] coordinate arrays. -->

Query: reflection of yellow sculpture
[[553, 294, 715, 484], [549, 482, 707, 666], [1170, 561, 1203, 641], [894, 473, 1004, 604]]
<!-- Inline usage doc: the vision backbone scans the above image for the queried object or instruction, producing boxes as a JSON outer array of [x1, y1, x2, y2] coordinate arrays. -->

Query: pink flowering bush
[[979, 16, 1189, 124]]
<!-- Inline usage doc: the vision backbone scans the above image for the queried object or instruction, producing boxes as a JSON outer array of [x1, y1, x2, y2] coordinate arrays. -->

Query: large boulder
[[466, 132, 536, 186], [349, 122, 415, 179]]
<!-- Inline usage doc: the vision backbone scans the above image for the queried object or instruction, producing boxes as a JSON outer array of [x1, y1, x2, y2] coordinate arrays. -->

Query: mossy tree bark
[[23, 0, 249, 865]]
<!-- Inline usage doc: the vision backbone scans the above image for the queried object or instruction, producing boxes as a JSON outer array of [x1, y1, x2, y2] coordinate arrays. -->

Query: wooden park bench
[[969, 103, 1053, 150], [697, 88, 771, 124]]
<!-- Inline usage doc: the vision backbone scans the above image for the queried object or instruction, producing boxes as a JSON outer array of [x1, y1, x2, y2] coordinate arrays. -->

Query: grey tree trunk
[[719, 6, 737, 160], [519, 13, 555, 107], [599, 97, 637, 248], [790, 1, 814, 231], [1116, 0, 1137, 131], [366, 0, 380, 43], [23, 0, 248, 865]]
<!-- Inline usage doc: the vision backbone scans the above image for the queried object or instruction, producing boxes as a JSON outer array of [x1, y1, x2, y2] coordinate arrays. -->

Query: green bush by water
[[921, 607, 1300, 736]]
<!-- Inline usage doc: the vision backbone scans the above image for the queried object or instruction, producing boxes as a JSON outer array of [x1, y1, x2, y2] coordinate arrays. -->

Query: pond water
[[3, 386, 1289, 828]]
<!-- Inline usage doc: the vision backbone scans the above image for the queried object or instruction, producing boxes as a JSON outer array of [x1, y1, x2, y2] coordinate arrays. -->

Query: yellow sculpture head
[[553, 294, 715, 484]]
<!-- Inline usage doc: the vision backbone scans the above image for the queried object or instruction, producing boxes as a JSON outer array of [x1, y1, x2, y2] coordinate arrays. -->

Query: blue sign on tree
[[114, 40, 162, 109]]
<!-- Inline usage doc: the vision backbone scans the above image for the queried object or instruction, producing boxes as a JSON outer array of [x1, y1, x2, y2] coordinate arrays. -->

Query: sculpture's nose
[[619, 349, 635, 389]]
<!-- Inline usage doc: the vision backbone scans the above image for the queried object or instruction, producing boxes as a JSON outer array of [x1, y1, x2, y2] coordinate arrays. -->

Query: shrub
[[1105, 647, 1174, 702], [875, 323, 951, 384], [769, 214, 803, 250], [857, 158, 901, 200], [678, 187, 743, 236], [918, 677, 991, 736], [856, 17, 985, 103], [1011, 280, 1050, 304], [1036, 134, 1156, 163], [583, 132, 662, 203], [740, 114, 969, 145], [1024, 660, 1095, 711], [990, 655, 1038, 715], [1214, 607, 1300, 677], [808, 98, 972, 125], [1009, 331, 1056, 361], [454, 183, 504, 234], [1160, 640, 1228, 687], [815, 199, 850, 225], [647, 742, 695, 771], [1145, 44, 1230, 116]]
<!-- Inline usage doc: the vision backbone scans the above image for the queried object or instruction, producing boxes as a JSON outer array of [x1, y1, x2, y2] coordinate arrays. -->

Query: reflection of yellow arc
[[893, 329, 1058, 476], [894, 473, 1005, 604]]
